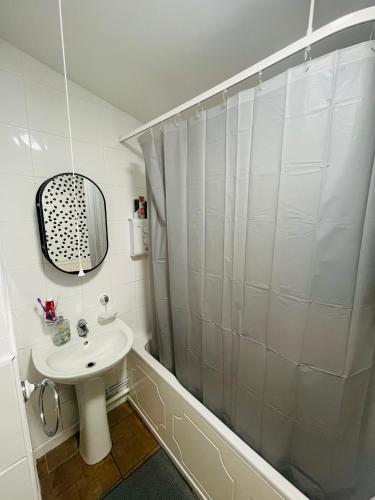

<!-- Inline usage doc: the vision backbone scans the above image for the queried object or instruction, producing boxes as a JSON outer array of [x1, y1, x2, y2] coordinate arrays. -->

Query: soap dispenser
[[51, 314, 71, 346]]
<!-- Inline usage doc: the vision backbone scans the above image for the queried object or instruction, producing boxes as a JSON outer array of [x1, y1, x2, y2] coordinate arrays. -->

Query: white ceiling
[[0, 0, 374, 122]]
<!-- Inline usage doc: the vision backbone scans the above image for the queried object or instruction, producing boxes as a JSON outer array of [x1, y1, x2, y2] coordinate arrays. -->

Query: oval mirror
[[36, 173, 108, 274]]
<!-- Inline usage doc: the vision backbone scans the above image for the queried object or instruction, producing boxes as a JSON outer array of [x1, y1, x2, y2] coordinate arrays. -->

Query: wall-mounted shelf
[[128, 219, 149, 258]]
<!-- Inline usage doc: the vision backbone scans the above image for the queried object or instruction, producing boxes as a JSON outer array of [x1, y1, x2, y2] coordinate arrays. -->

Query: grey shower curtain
[[139, 41, 375, 499]]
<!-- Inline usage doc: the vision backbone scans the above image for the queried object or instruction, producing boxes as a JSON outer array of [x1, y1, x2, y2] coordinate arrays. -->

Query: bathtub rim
[[131, 332, 307, 500]]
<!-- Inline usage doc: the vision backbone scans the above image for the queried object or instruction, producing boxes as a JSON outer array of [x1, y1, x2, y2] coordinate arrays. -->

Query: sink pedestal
[[75, 377, 111, 465], [31, 320, 134, 465]]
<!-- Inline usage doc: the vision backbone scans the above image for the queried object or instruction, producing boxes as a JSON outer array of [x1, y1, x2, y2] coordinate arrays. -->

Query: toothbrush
[[37, 298, 47, 313]]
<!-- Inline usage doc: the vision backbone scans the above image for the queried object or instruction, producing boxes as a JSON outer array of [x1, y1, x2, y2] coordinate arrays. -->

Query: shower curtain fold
[[138, 130, 174, 371], [139, 40, 375, 500]]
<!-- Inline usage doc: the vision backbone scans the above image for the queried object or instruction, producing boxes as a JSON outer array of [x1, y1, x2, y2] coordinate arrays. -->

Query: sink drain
[[86, 361, 96, 369]]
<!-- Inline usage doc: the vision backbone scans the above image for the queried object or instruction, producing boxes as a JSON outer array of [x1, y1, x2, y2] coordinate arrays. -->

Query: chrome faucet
[[77, 319, 89, 337]]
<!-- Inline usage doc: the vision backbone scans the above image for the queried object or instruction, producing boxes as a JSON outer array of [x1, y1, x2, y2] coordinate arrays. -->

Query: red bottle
[[45, 298, 56, 322], [139, 196, 145, 218]]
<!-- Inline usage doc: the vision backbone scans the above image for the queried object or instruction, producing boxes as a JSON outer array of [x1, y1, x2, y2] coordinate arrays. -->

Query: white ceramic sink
[[32, 318, 134, 465], [33, 326, 133, 384]]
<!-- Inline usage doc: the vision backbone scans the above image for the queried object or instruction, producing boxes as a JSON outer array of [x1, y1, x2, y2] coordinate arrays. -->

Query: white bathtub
[[128, 333, 307, 500]]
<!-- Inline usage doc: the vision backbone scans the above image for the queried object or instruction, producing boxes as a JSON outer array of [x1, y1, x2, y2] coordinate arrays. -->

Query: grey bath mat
[[103, 449, 196, 500]]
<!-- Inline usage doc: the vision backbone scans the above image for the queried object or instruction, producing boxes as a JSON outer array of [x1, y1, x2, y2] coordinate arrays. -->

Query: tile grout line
[[110, 449, 122, 480]]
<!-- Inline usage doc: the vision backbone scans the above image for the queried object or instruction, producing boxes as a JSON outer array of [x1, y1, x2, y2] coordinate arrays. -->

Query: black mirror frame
[[36, 172, 109, 275]]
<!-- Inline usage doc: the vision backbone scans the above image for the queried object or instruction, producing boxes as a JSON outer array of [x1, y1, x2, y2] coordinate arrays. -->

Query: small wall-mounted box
[[128, 219, 149, 258]]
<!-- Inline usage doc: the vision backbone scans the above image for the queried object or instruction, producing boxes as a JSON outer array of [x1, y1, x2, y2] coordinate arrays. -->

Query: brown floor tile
[[138, 426, 159, 458], [76, 476, 104, 500], [49, 453, 85, 496], [55, 484, 80, 500], [37, 456, 49, 479], [81, 454, 121, 493], [46, 434, 78, 472], [37, 403, 158, 500], [39, 475, 55, 500], [112, 427, 159, 477], [111, 412, 146, 447], [108, 401, 134, 429]]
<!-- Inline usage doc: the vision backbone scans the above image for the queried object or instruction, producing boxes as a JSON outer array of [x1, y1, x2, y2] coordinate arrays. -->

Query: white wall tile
[[30, 131, 70, 179], [57, 293, 84, 319], [0, 175, 36, 222], [81, 259, 112, 310], [71, 139, 104, 180], [17, 346, 59, 450], [103, 147, 136, 187], [44, 261, 83, 300], [108, 220, 129, 255], [0, 36, 146, 455], [110, 253, 135, 286], [12, 305, 50, 350], [17, 346, 42, 383], [135, 279, 151, 311], [100, 184, 133, 221], [21, 53, 65, 92], [58, 384, 75, 404], [135, 257, 149, 281], [0, 363, 26, 471], [26, 80, 68, 136], [132, 159, 147, 188], [136, 305, 153, 336], [104, 366, 117, 389], [25, 397, 52, 450], [118, 307, 137, 333], [0, 458, 34, 500], [0, 39, 22, 74], [0, 123, 33, 176], [61, 399, 79, 430], [118, 145, 146, 188], [70, 96, 103, 144], [68, 80, 110, 108], [0, 222, 41, 269], [7, 263, 46, 309], [0, 69, 27, 127], [112, 282, 136, 315], [100, 106, 139, 150], [133, 184, 147, 200], [115, 358, 127, 383]]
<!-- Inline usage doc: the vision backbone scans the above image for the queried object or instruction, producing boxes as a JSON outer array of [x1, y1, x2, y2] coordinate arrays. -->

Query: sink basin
[[32, 318, 134, 465], [33, 326, 133, 384]]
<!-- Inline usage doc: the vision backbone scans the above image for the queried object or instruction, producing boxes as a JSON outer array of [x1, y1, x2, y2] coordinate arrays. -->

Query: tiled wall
[[0, 360, 37, 499], [0, 37, 152, 455]]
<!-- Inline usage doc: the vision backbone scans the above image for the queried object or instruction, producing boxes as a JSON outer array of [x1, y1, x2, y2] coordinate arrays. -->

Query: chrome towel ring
[[38, 378, 61, 437]]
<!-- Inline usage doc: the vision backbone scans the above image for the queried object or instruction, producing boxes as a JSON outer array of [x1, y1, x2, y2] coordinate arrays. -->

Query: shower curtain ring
[[195, 102, 203, 119], [222, 89, 228, 106], [174, 112, 182, 127], [258, 70, 263, 90], [304, 45, 311, 71]]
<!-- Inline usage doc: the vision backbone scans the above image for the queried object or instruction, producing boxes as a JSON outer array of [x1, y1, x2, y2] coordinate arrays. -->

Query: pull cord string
[[307, 0, 315, 36], [304, 0, 315, 70], [57, 0, 85, 276]]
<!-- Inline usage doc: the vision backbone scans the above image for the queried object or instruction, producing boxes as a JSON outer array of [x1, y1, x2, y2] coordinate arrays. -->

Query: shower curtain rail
[[119, 6, 375, 143]]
